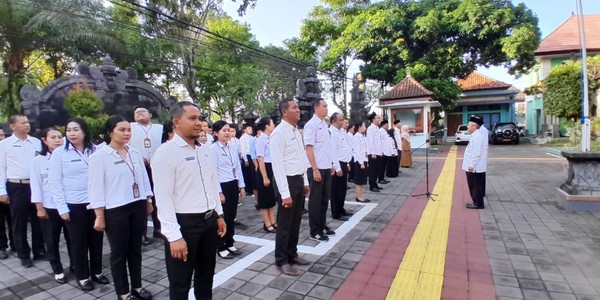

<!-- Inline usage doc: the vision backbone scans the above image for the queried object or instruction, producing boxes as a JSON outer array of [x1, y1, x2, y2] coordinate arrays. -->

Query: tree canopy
[[292, 0, 541, 111]]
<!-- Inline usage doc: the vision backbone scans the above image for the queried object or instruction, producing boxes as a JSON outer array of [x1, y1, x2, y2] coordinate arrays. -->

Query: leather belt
[[8, 179, 30, 184]]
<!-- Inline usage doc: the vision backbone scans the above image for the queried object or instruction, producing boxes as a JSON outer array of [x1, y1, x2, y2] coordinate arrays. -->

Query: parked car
[[490, 122, 520, 144], [455, 124, 471, 144], [430, 127, 446, 145]]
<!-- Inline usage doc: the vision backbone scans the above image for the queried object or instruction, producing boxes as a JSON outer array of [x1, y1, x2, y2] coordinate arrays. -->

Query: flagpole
[[577, 0, 591, 152]]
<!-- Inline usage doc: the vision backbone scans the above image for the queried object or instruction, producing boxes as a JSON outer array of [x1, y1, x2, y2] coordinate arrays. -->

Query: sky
[[223, 0, 600, 89]]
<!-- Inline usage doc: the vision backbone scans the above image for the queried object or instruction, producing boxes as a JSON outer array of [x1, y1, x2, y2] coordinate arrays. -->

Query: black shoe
[[69, 266, 75, 273], [334, 215, 350, 221], [263, 224, 276, 233], [54, 274, 67, 284], [0, 249, 7, 259], [369, 187, 380, 193], [302, 208, 308, 215], [218, 250, 234, 259], [131, 288, 152, 300], [234, 219, 242, 226], [309, 234, 329, 242], [378, 180, 388, 184], [342, 211, 353, 217], [356, 198, 370, 203], [78, 279, 94, 291], [323, 228, 336, 236], [21, 258, 33, 268], [227, 247, 243, 256], [33, 252, 49, 261], [92, 274, 110, 284], [142, 236, 153, 246], [465, 204, 483, 209], [124, 295, 137, 300]]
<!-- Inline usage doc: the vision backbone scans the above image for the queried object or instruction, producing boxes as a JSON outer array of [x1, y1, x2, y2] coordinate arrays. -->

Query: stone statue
[[349, 72, 369, 125], [20, 55, 174, 131], [295, 66, 321, 127]]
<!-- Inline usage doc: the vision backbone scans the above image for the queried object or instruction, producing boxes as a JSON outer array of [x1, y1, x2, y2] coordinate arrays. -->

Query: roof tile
[[536, 14, 600, 55], [380, 77, 434, 101], [456, 72, 511, 91]]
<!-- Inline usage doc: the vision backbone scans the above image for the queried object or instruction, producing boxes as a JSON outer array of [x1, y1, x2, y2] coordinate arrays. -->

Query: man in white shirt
[[270, 99, 311, 276], [366, 112, 383, 192], [0, 115, 45, 266], [130, 106, 163, 244], [151, 102, 226, 299], [239, 124, 254, 195], [200, 120, 214, 144], [0, 125, 12, 259], [462, 116, 489, 209], [329, 113, 353, 221], [393, 120, 402, 169], [304, 99, 338, 243], [378, 120, 391, 184]]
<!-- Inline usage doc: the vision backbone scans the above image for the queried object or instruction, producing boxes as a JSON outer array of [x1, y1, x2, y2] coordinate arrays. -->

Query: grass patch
[[542, 139, 600, 151]]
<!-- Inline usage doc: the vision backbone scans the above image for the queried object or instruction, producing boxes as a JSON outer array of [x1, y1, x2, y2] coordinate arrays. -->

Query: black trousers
[[377, 155, 386, 181], [466, 172, 486, 208], [331, 161, 349, 219], [40, 208, 73, 274], [165, 212, 217, 300], [347, 158, 355, 182], [143, 165, 160, 238], [307, 168, 331, 237], [0, 202, 13, 251], [241, 155, 255, 194], [274, 175, 305, 266], [105, 200, 146, 296], [368, 156, 378, 189], [7, 182, 44, 259], [219, 180, 239, 251], [65, 203, 104, 280]]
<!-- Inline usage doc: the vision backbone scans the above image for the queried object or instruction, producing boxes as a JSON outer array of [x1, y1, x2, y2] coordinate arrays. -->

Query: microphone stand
[[411, 139, 437, 201]]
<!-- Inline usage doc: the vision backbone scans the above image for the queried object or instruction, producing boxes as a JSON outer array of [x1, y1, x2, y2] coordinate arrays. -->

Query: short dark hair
[[242, 124, 253, 130], [103, 115, 128, 144], [65, 117, 94, 153], [39, 127, 62, 156], [9, 115, 25, 124], [329, 112, 341, 124], [170, 101, 198, 119], [278, 99, 295, 115], [393, 120, 401, 125], [133, 105, 151, 112], [312, 99, 324, 112], [256, 117, 272, 132], [161, 120, 174, 143]]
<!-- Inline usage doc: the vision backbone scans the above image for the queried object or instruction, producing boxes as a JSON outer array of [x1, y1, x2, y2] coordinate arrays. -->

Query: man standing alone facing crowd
[[463, 116, 488, 209]]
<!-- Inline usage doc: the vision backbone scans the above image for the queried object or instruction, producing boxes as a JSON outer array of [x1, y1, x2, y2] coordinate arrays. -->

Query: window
[[392, 107, 424, 133]]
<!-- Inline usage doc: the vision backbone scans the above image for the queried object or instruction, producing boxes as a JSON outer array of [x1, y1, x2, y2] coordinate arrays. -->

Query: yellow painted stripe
[[386, 146, 457, 300]]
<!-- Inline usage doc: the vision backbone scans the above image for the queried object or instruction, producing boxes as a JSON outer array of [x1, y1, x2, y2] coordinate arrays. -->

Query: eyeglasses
[[134, 110, 149, 114]]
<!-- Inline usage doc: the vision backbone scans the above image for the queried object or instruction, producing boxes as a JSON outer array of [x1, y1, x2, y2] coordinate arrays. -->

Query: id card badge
[[133, 183, 140, 198], [144, 138, 151, 148]]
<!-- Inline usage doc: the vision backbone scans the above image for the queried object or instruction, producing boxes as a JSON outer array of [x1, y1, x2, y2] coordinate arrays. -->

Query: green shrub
[[64, 86, 108, 141]]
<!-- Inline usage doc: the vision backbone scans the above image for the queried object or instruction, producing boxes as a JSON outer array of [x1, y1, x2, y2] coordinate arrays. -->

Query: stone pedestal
[[558, 151, 600, 212]]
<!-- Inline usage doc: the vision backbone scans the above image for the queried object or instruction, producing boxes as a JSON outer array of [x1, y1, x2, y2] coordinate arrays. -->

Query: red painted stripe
[[441, 148, 495, 300], [332, 147, 449, 300]]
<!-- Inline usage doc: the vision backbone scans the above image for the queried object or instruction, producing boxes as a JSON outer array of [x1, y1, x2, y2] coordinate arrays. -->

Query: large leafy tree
[[542, 57, 600, 121], [294, 0, 541, 110]]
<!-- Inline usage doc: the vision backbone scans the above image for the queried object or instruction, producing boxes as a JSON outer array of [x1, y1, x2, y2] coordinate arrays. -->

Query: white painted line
[[188, 200, 378, 297], [546, 152, 562, 158]]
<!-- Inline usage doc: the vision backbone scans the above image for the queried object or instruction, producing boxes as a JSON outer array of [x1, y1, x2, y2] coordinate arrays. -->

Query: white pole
[[577, 0, 591, 152]]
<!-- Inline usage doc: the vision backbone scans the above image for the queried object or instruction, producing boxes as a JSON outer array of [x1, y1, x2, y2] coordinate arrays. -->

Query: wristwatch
[[218, 213, 224, 219]]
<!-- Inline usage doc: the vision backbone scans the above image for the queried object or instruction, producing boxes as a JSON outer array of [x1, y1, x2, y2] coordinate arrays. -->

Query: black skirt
[[353, 161, 368, 185], [256, 162, 276, 209]]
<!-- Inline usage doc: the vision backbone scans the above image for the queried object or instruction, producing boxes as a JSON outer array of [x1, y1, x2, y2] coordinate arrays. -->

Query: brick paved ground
[[0, 143, 599, 300]]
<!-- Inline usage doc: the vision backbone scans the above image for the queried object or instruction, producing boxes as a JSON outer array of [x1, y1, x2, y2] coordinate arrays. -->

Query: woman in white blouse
[[352, 121, 370, 203], [210, 120, 245, 260], [31, 128, 72, 284], [89, 115, 153, 300], [255, 117, 277, 233], [49, 118, 107, 291]]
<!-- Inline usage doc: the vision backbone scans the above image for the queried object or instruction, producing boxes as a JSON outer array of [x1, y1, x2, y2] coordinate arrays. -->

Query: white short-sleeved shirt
[[49, 145, 95, 215], [0, 135, 42, 195]]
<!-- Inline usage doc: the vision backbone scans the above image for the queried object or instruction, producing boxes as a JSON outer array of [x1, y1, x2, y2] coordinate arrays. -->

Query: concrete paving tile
[[494, 275, 519, 287], [298, 272, 324, 284], [287, 281, 315, 295], [278, 291, 305, 300], [221, 278, 246, 292], [236, 282, 264, 297], [224, 292, 251, 300], [522, 289, 551, 300], [548, 292, 577, 300], [307, 285, 336, 299], [496, 285, 524, 299], [545, 282, 573, 294], [267, 277, 295, 290], [254, 287, 284, 300]]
